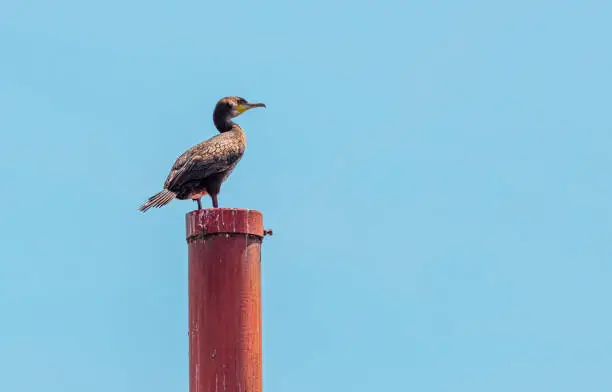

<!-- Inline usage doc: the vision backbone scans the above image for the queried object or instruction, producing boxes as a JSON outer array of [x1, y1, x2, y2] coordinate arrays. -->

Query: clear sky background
[[1, 1, 611, 391]]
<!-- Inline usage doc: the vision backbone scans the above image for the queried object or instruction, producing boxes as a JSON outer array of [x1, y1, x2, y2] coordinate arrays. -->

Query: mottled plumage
[[139, 96, 265, 212]]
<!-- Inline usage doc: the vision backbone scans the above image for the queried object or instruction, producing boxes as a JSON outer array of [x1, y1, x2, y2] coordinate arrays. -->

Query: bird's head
[[217, 96, 266, 118], [213, 96, 266, 132]]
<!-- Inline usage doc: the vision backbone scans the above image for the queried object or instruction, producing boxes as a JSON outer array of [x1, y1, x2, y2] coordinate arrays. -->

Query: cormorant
[[138, 96, 266, 212]]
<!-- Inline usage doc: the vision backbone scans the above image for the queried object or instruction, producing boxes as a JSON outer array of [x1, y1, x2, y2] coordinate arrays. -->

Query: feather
[[138, 189, 176, 212]]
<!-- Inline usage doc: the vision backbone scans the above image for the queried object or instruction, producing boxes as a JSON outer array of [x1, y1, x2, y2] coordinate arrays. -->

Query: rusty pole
[[186, 208, 267, 392]]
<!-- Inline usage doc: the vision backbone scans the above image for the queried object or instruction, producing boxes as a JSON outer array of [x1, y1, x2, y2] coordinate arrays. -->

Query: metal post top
[[186, 208, 264, 239]]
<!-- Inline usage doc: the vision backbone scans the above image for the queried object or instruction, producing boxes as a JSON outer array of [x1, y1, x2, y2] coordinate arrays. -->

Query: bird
[[138, 96, 266, 212]]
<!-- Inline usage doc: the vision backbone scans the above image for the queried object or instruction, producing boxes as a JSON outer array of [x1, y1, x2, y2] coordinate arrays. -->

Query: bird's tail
[[138, 189, 176, 212]]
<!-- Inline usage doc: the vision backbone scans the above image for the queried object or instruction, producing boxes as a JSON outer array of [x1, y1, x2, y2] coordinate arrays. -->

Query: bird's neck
[[213, 108, 235, 132]]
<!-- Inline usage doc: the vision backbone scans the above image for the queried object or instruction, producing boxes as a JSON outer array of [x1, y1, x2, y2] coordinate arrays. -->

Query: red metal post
[[186, 208, 265, 392]]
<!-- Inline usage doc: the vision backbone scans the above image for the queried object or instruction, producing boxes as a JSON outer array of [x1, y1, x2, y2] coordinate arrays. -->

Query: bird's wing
[[164, 135, 243, 190]]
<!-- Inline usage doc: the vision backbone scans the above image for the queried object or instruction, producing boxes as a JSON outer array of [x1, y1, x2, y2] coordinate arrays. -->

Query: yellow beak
[[237, 102, 266, 114]]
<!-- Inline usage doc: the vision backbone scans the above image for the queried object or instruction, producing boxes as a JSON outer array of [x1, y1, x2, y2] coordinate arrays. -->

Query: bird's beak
[[237, 102, 266, 114]]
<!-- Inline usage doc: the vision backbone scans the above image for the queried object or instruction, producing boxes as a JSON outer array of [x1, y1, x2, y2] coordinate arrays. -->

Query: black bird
[[138, 96, 266, 212]]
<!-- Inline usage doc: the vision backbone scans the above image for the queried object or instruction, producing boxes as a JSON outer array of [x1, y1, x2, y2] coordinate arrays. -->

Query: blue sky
[[1, 0, 611, 391]]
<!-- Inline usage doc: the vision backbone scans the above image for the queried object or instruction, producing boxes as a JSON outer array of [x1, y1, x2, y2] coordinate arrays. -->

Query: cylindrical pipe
[[186, 208, 265, 392]]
